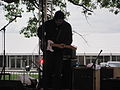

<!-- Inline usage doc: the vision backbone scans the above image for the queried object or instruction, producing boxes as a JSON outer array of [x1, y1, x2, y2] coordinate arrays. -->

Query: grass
[[1, 73, 39, 80]]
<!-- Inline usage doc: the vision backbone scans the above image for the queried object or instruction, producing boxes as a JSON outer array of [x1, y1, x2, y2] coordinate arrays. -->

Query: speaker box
[[100, 67, 113, 80], [72, 67, 100, 90], [100, 67, 120, 79], [0, 80, 25, 90], [100, 67, 114, 90], [100, 67, 120, 90], [72, 68, 94, 90]]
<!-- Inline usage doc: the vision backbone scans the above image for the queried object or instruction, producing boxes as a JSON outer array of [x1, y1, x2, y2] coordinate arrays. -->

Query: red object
[[39, 59, 44, 64]]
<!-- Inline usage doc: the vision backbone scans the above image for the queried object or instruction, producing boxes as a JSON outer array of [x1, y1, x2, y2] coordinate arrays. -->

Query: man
[[37, 10, 73, 90]]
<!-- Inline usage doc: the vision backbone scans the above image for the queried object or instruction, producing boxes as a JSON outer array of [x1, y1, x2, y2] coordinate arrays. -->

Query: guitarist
[[37, 10, 73, 90]]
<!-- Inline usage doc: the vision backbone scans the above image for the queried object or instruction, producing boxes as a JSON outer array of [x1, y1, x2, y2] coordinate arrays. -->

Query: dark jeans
[[42, 51, 63, 89]]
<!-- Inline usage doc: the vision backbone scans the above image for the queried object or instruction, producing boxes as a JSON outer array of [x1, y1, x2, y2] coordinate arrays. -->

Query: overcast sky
[[67, 2, 120, 34], [0, 2, 120, 54]]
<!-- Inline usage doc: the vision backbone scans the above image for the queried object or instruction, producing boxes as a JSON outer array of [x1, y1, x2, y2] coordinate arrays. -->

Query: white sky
[[0, 2, 120, 54], [67, 2, 120, 34]]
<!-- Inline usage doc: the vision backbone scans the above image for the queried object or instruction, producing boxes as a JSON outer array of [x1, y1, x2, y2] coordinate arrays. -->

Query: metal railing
[[0, 69, 39, 80]]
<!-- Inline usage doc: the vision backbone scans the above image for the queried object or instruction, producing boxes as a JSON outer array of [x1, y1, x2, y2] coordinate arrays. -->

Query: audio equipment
[[72, 67, 100, 90]]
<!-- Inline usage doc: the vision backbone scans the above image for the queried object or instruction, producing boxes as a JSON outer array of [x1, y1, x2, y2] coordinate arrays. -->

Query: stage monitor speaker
[[0, 80, 25, 90], [100, 67, 113, 80], [100, 67, 120, 90], [72, 67, 94, 90]]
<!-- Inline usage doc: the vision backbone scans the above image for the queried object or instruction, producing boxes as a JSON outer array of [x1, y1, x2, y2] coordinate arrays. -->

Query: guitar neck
[[51, 43, 76, 50]]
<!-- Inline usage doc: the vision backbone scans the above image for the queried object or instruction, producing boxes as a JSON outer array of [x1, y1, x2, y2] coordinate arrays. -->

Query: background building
[[0, 52, 120, 70]]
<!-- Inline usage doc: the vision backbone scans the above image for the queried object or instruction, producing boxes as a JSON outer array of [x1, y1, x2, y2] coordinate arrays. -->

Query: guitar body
[[47, 40, 77, 52]]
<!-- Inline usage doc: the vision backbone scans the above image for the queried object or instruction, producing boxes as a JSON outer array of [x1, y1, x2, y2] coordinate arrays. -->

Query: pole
[[37, 0, 45, 89], [44, 0, 48, 21]]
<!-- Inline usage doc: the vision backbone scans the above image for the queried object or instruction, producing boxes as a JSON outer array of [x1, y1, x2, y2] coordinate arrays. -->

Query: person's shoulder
[[45, 19, 54, 24], [63, 20, 71, 26]]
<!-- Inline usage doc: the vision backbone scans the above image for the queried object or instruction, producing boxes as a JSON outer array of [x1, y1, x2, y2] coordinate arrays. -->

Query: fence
[[0, 69, 39, 80]]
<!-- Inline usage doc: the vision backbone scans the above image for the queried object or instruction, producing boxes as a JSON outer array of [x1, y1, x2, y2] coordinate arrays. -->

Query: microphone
[[100, 50, 103, 53]]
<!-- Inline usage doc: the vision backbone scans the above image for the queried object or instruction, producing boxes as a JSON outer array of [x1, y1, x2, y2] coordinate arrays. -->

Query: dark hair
[[54, 10, 65, 20]]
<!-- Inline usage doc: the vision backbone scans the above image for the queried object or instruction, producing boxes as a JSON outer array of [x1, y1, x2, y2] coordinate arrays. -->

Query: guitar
[[47, 40, 77, 52]]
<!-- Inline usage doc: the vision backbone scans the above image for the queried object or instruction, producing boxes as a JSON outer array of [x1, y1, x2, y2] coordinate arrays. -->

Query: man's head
[[53, 10, 65, 26]]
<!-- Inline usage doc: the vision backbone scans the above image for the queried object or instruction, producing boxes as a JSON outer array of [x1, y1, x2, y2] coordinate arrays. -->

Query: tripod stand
[[0, 16, 20, 80]]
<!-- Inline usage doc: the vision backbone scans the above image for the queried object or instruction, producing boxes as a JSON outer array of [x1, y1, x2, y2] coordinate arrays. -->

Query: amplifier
[[72, 67, 100, 90]]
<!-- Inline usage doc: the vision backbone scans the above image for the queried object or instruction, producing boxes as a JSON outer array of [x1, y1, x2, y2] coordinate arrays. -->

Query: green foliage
[[53, 0, 67, 8], [1, 0, 120, 38], [68, 0, 120, 15], [3, 4, 24, 21], [20, 17, 39, 38], [82, 0, 91, 6], [21, 0, 37, 12]]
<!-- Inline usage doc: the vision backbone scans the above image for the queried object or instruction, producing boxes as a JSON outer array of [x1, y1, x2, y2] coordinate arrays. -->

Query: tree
[[0, 0, 120, 38]]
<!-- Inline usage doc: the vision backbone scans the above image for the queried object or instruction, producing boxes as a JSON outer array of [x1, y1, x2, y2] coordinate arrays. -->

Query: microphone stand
[[91, 50, 102, 90], [0, 16, 19, 80]]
